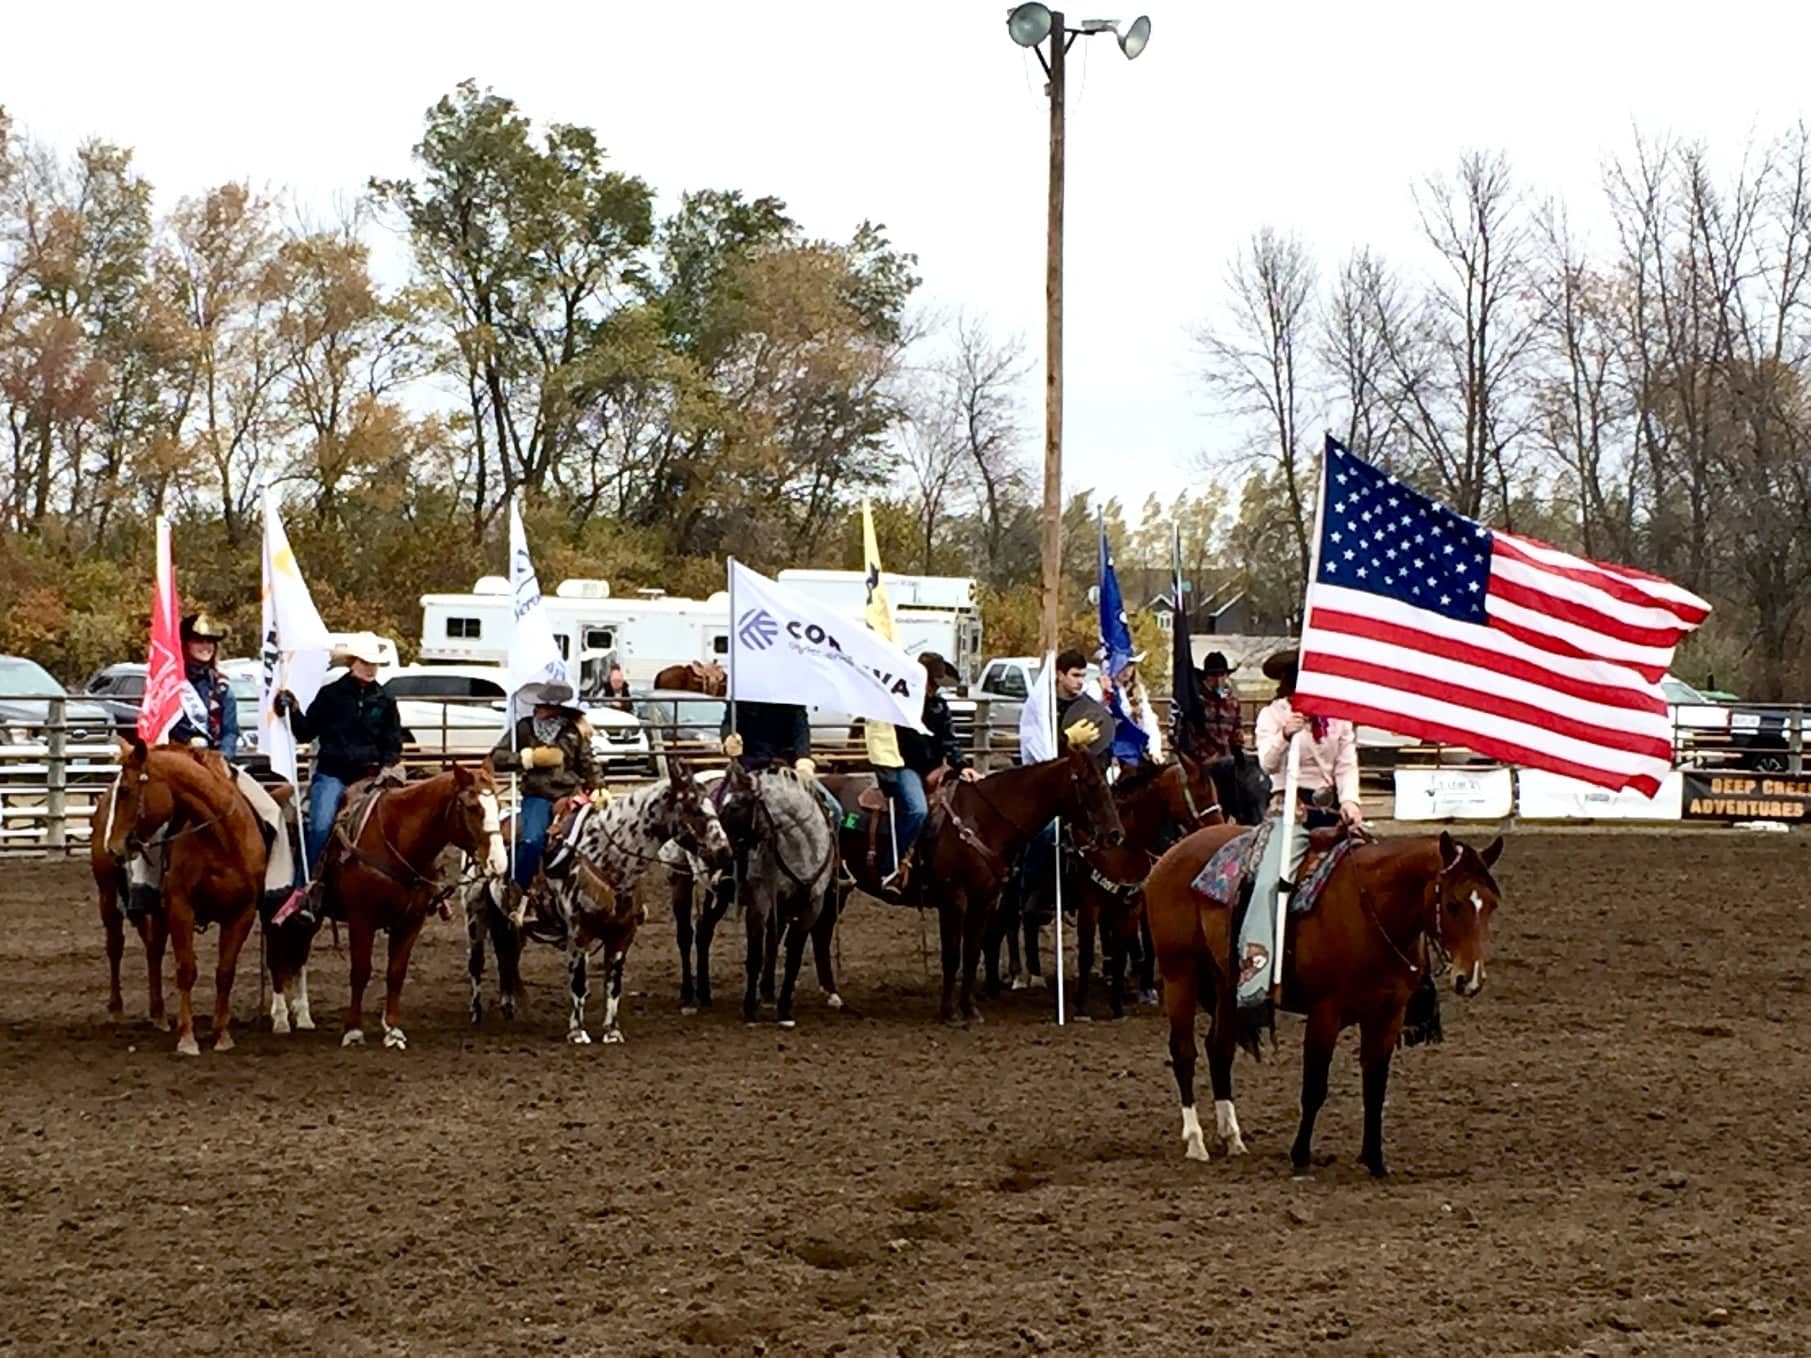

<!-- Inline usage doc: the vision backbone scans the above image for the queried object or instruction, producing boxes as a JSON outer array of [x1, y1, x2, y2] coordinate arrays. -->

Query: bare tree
[[1321, 247, 1408, 462]]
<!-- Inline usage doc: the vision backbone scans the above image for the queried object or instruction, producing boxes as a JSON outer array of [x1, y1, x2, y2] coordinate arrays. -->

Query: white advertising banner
[[1516, 767, 1684, 821], [1392, 766, 1515, 821]]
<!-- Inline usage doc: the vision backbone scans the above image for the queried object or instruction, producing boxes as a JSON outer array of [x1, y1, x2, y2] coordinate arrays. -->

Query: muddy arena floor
[[1, 829, 1808, 1357]]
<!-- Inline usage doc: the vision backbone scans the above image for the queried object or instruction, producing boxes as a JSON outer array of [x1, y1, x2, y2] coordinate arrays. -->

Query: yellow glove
[[526, 745, 566, 770], [722, 732, 745, 758], [794, 757, 817, 779], [589, 789, 612, 809], [1063, 718, 1101, 750]]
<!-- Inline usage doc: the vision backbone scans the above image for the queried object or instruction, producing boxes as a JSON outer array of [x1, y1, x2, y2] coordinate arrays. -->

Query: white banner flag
[[258, 491, 332, 783], [728, 560, 928, 732], [1018, 652, 1058, 763], [506, 497, 571, 709]]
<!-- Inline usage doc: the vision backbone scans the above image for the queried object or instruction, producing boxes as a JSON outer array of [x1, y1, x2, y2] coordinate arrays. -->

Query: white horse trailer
[[774, 569, 984, 688]]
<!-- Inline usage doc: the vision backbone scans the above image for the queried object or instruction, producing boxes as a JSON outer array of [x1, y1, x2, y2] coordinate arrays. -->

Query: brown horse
[[1143, 824, 1503, 1176], [828, 742, 1125, 1024], [99, 742, 270, 1056], [322, 762, 507, 1050], [652, 661, 727, 696]]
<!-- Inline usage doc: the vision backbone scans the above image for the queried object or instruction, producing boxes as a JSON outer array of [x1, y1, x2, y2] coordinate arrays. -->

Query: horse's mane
[[1113, 759, 1169, 797]]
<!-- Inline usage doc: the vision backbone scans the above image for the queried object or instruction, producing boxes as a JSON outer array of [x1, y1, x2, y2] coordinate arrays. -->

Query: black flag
[[1170, 522, 1205, 752]]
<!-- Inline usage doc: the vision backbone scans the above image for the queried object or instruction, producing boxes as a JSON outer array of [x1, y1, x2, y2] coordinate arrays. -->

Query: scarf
[[532, 715, 564, 745]]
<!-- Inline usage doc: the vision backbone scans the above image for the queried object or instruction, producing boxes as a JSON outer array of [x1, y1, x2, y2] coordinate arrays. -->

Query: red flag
[[138, 519, 203, 744]]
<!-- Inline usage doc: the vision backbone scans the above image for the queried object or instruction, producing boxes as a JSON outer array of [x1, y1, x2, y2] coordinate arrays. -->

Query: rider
[[880, 652, 979, 895], [1237, 648, 1364, 1010], [490, 693, 600, 893], [1019, 648, 1114, 907], [1179, 650, 1245, 765], [276, 632, 403, 920], [168, 613, 239, 759], [1099, 654, 1163, 777]]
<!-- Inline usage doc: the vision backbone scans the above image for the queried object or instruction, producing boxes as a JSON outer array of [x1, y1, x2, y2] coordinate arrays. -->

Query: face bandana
[[533, 716, 564, 745]]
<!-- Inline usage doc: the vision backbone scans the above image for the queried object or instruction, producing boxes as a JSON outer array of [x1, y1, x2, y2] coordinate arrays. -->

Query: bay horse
[[322, 762, 507, 1050], [465, 762, 731, 1042], [828, 741, 1125, 1024], [652, 661, 727, 696], [1143, 823, 1503, 1176], [99, 741, 270, 1056]]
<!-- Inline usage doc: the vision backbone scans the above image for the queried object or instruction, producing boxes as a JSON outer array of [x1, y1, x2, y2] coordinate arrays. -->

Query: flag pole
[[1048, 654, 1065, 1026], [727, 557, 739, 741], [1270, 437, 1335, 1005]]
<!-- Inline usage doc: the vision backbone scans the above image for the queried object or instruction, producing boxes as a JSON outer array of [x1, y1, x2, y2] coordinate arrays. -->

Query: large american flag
[[1295, 437, 1710, 797]]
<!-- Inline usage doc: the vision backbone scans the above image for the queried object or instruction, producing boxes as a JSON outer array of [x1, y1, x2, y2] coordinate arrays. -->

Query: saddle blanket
[[1190, 823, 1358, 917]]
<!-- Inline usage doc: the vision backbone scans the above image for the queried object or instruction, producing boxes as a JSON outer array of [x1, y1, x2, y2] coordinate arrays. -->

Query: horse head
[[1170, 752, 1227, 830], [1430, 831, 1504, 997], [107, 735, 168, 863], [1213, 747, 1271, 826], [1063, 745, 1125, 851], [664, 760, 733, 872], [714, 758, 758, 849], [453, 762, 509, 877]]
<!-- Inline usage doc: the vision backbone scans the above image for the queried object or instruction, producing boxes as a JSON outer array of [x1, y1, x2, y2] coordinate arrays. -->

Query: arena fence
[[2, 693, 1804, 856]]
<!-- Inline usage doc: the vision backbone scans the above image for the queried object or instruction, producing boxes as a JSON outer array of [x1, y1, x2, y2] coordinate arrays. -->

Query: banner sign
[[1393, 766, 1514, 821], [1681, 770, 1811, 822], [1516, 768, 1683, 821]]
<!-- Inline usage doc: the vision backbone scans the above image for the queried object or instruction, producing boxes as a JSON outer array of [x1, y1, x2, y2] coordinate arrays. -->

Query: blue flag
[[1098, 520, 1134, 681]]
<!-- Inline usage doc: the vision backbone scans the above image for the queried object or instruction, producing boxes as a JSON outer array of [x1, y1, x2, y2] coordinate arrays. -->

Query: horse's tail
[[1225, 875, 1272, 1062]]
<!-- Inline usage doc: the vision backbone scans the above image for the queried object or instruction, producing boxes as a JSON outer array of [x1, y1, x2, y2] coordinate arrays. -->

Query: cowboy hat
[[180, 612, 227, 643], [1200, 650, 1234, 675], [919, 652, 954, 687], [1261, 648, 1299, 682], [335, 631, 387, 667]]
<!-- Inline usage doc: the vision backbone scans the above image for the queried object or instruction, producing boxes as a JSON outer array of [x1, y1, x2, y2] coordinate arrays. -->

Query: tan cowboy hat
[[1261, 648, 1299, 682], [335, 631, 386, 666]]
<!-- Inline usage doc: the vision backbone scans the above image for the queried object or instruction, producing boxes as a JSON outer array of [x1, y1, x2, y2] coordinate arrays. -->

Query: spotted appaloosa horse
[[1143, 825, 1503, 1176], [465, 762, 731, 1043]]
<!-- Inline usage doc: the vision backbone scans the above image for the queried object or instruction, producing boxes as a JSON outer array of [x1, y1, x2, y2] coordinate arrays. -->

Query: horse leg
[[742, 895, 765, 1023], [208, 908, 256, 1054], [168, 907, 200, 1058], [380, 914, 426, 1051], [141, 912, 170, 1031], [673, 872, 697, 1012], [1163, 967, 1209, 1161], [1076, 889, 1096, 1018], [1358, 1007, 1408, 1178], [599, 951, 628, 1044], [1207, 960, 1246, 1156], [1290, 1004, 1342, 1176], [775, 907, 811, 1029], [489, 890, 524, 1019], [1105, 912, 1127, 1021], [342, 914, 376, 1047], [936, 897, 963, 1024], [566, 935, 592, 1044], [809, 886, 843, 1011], [466, 886, 489, 1025], [958, 892, 989, 1024], [100, 878, 125, 1022], [760, 909, 779, 1004], [291, 960, 315, 1031], [1138, 914, 1159, 1004], [1023, 906, 1044, 988]]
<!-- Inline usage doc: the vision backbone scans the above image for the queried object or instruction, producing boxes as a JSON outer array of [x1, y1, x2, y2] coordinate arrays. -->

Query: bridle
[[343, 777, 498, 911]]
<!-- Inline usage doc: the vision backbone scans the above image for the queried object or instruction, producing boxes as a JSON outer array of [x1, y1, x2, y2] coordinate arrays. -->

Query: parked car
[[1663, 674, 1796, 772], [381, 664, 652, 773], [81, 661, 263, 753], [0, 655, 118, 799]]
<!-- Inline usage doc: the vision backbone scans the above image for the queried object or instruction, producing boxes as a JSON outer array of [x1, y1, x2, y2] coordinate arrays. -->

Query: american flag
[[1295, 437, 1710, 797]]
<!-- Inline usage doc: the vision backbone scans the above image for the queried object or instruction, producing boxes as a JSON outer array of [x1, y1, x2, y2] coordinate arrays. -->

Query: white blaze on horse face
[[478, 791, 508, 876], [1180, 1104, 1210, 1162], [1470, 890, 1484, 914]]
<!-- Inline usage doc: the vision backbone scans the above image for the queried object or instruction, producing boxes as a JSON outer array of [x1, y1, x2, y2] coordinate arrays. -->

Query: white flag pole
[[1046, 656, 1065, 1026], [727, 556, 739, 741], [287, 705, 311, 885], [1272, 730, 1304, 1003]]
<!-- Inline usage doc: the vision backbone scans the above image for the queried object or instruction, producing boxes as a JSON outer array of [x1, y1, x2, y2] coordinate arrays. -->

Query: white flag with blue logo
[[728, 560, 929, 732], [506, 497, 572, 709]]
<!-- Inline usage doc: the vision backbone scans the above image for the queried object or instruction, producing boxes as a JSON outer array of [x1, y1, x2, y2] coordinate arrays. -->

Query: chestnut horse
[[99, 742, 270, 1055], [1143, 824, 1503, 1176], [827, 742, 1125, 1024], [321, 763, 507, 1050], [652, 661, 727, 696]]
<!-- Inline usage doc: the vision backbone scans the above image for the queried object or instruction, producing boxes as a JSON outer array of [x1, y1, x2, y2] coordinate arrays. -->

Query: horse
[[652, 661, 727, 696], [98, 741, 271, 1056], [827, 741, 1125, 1024], [321, 762, 507, 1051], [1143, 823, 1503, 1176], [465, 762, 731, 1043], [988, 751, 1268, 1010]]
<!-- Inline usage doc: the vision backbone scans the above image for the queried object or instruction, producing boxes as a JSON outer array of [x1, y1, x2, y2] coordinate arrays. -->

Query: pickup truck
[[1664, 675, 1798, 772]]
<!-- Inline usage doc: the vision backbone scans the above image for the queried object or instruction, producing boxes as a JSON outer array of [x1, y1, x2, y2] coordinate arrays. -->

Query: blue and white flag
[[728, 560, 928, 732], [1098, 520, 1134, 681], [506, 497, 572, 711]]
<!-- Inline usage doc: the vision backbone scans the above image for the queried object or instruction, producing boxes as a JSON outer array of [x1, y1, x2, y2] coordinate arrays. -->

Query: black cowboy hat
[[180, 612, 227, 643], [1200, 650, 1233, 675], [919, 652, 954, 687], [1261, 648, 1299, 682]]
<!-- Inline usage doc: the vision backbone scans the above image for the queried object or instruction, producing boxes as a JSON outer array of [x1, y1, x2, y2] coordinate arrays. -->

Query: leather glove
[[589, 789, 612, 809], [794, 757, 817, 779], [526, 746, 566, 770], [722, 732, 745, 758], [272, 690, 296, 717]]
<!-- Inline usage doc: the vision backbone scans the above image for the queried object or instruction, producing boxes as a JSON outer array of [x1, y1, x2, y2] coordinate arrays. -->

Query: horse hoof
[[1223, 1136, 1249, 1157], [382, 1027, 407, 1051], [150, 1015, 171, 1033], [568, 1029, 592, 1045], [176, 1034, 201, 1058], [778, 1018, 796, 1030], [1184, 1139, 1211, 1163], [342, 1029, 366, 1048], [1361, 1158, 1389, 1180], [1009, 977, 1028, 992], [213, 1032, 235, 1054], [272, 1014, 291, 1037], [601, 1029, 625, 1045], [680, 1006, 698, 1017], [825, 993, 844, 1011]]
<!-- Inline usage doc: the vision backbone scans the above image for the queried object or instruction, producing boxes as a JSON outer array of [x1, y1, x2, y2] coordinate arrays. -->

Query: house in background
[[1139, 579, 1260, 636]]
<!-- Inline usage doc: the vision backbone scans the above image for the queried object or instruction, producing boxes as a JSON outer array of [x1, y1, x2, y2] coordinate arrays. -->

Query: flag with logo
[[506, 497, 572, 712], [1297, 436, 1711, 795], [860, 500, 905, 769], [1018, 651, 1059, 763], [728, 560, 928, 731], [137, 518, 208, 744], [258, 490, 333, 783]]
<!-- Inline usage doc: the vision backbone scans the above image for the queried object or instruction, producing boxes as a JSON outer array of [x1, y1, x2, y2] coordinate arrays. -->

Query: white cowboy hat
[[335, 632, 386, 666]]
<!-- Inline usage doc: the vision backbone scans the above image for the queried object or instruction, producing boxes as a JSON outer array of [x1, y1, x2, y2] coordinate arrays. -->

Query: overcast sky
[[9, 1, 1810, 513]]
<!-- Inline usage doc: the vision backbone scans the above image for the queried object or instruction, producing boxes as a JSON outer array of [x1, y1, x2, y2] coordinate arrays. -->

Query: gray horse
[[667, 761, 843, 1027]]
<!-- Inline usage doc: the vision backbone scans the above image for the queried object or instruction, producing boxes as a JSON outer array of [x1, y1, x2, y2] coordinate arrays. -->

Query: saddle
[[829, 767, 953, 893]]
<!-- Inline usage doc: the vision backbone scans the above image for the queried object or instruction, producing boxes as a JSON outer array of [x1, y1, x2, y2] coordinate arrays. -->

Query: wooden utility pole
[[1038, 13, 1067, 657]]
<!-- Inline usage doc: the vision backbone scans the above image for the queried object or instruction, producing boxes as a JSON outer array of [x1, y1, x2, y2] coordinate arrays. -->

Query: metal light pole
[[1006, 5, 1151, 656]]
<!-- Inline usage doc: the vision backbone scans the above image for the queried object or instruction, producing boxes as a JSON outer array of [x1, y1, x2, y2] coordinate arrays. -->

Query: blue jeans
[[303, 773, 347, 883], [876, 768, 928, 871], [514, 795, 555, 890]]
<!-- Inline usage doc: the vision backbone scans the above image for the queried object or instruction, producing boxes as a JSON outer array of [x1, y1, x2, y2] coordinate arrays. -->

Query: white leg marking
[[826, 992, 844, 1011], [341, 1028, 365, 1048], [1215, 1099, 1248, 1155], [270, 990, 291, 1036], [176, 1032, 201, 1058], [382, 1022, 408, 1051], [1181, 1104, 1211, 1162], [293, 968, 315, 1030], [480, 791, 508, 876]]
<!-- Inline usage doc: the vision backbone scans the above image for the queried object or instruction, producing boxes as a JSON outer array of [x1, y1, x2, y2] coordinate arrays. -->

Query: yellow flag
[[861, 500, 904, 769]]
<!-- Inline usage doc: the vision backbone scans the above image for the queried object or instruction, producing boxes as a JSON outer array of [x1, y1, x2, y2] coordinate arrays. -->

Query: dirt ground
[[2, 830, 1808, 1357]]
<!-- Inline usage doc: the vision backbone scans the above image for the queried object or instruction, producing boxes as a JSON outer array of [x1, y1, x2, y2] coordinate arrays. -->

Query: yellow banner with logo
[[861, 500, 904, 769]]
